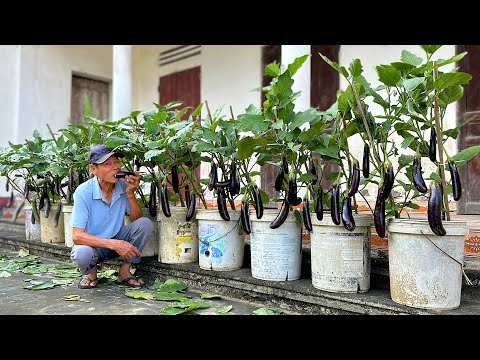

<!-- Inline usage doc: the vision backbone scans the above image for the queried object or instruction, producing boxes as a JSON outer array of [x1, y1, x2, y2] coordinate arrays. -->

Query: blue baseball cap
[[88, 144, 125, 165]]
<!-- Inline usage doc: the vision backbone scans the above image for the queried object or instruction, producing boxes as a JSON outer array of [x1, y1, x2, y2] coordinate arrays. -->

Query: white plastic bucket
[[124, 207, 158, 257], [196, 209, 245, 271], [40, 202, 65, 244], [388, 218, 468, 310], [62, 204, 73, 247], [249, 209, 302, 281], [310, 213, 373, 293], [158, 206, 198, 264], [24, 205, 41, 241]]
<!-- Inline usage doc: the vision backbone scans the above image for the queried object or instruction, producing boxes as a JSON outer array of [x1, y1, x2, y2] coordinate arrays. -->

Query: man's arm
[[72, 227, 141, 259]]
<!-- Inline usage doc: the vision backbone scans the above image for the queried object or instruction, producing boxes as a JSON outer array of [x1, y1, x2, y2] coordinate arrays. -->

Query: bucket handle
[[421, 231, 473, 285], [199, 217, 241, 245]]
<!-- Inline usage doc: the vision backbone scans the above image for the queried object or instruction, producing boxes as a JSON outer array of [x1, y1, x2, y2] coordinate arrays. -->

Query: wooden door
[[159, 66, 200, 120], [70, 75, 109, 124], [310, 45, 340, 194], [158, 66, 201, 192], [456, 45, 480, 214]]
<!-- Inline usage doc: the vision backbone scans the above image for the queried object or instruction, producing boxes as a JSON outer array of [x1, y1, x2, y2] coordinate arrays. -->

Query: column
[[281, 45, 311, 112], [112, 45, 133, 120]]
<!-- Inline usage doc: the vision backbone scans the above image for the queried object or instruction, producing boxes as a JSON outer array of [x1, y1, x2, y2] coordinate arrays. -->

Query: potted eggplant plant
[[235, 54, 328, 281], [191, 102, 247, 271], [104, 101, 206, 264], [324, 45, 480, 308]]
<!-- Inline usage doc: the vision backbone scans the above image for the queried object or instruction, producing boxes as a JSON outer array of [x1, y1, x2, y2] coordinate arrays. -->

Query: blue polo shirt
[[70, 176, 131, 239]]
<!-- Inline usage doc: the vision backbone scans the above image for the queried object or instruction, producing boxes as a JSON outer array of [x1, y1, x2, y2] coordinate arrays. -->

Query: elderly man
[[70, 144, 153, 289]]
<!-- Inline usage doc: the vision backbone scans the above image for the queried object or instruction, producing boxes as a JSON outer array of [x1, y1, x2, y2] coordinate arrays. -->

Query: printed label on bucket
[[250, 230, 302, 281], [175, 222, 194, 257], [199, 223, 226, 260], [198, 220, 244, 270]]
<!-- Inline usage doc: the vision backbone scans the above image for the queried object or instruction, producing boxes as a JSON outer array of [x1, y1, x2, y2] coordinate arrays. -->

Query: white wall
[[15, 45, 112, 142], [338, 45, 456, 198], [0, 45, 112, 197], [200, 45, 263, 194], [0, 46, 20, 148]]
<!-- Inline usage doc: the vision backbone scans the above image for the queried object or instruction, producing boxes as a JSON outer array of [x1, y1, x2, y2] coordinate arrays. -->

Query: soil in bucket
[[196, 209, 245, 271], [249, 209, 302, 281]]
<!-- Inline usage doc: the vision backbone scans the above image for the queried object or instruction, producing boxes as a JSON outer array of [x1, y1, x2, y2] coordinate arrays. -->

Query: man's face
[[90, 155, 122, 183]]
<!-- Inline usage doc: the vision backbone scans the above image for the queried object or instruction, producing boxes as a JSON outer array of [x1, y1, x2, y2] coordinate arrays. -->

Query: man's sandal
[[78, 275, 99, 289], [114, 276, 145, 288]]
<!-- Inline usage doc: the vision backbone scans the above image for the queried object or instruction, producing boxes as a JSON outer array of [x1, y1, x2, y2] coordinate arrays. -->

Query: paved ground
[[0, 247, 288, 316]]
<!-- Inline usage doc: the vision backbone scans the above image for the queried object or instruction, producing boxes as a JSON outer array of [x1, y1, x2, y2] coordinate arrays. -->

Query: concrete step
[[2, 224, 480, 315]]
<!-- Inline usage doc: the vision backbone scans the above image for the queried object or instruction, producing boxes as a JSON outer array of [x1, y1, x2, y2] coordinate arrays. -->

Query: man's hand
[[123, 173, 141, 196], [115, 239, 141, 259]]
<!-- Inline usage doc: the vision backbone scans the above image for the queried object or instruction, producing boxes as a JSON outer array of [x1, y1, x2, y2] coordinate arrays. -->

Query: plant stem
[[350, 84, 382, 166], [433, 62, 450, 221], [47, 124, 57, 145]]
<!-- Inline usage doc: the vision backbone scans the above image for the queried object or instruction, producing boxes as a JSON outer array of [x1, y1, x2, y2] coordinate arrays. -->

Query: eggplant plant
[[0, 131, 59, 224], [191, 102, 258, 228], [235, 54, 330, 230], [321, 45, 480, 237], [103, 101, 207, 221]]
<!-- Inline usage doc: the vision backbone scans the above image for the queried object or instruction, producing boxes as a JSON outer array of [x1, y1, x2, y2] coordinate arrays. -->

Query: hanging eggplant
[[287, 172, 298, 205], [412, 156, 427, 193], [380, 164, 394, 201], [274, 167, 284, 192], [68, 171, 75, 193], [44, 195, 51, 218], [252, 185, 264, 219], [341, 196, 355, 231], [374, 195, 386, 238], [24, 180, 30, 199], [347, 161, 360, 197], [429, 127, 437, 163], [31, 196, 40, 224], [171, 165, 179, 193], [302, 197, 313, 232], [448, 160, 462, 201], [240, 201, 251, 235], [185, 184, 191, 209], [217, 188, 230, 221], [53, 201, 63, 228], [362, 144, 370, 178], [149, 181, 157, 217], [428, 181, 446, 236], [269, 198, 290, 229], [134, 155, 141, 171], [208, 163, 217, 191], [186, 193, 196, 222], [315, 186, 323, 221], [330, 184, 341, 225], [53, 176, 61, 196], [229, 162, 239, 196], [160, 185, 171, 218]]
